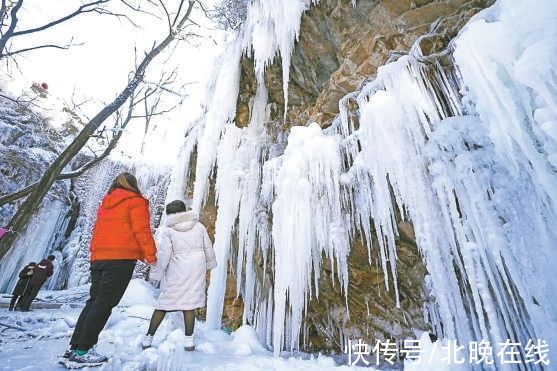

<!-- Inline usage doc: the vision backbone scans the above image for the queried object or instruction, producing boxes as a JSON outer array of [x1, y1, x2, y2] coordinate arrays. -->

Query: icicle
[[165, 125, 199, 202], [197, 0, 557, 361], [271, 123, 349, 355], [241, 0, 319, 120], [335, 0, 557, 357], [192, 38, 243, 213], [205, 125, 244, 329]]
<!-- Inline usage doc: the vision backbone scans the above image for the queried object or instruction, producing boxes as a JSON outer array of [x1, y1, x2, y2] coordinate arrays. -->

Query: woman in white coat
[[142, 200, 217, 351]]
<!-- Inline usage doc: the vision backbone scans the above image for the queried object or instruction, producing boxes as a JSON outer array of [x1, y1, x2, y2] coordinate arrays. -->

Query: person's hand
[[143, 257, 157, 265], [149, 279, 160, 288]]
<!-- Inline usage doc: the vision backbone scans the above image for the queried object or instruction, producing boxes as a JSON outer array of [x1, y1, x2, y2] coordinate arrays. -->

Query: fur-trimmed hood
[[166, 211, 199, 232]]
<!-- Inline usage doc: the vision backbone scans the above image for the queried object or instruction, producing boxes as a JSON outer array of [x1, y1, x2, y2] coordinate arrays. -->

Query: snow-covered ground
[[0, 280, 373, 371]]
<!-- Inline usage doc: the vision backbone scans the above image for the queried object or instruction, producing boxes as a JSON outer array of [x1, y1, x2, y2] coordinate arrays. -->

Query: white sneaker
[[184, 335, 195, 351], [67, 349, 108, 366], [142, 334, 153, 349]]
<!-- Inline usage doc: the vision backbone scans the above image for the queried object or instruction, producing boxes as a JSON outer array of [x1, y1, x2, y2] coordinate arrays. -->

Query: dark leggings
[[9, 296, 19, 310], [19, 284, 42, 310], [147, 309, 195, 336], [70, 260, 136, 351]]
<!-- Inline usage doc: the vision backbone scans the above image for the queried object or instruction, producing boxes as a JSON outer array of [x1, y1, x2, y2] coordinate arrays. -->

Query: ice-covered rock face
[[235, 0, 495, 127], [185, 0, 497, 356]]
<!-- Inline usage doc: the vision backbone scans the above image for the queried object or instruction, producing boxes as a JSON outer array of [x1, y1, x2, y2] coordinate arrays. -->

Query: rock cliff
[[201, 0, 495, 353]]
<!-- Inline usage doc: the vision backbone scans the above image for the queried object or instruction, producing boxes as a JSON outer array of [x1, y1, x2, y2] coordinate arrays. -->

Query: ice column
[[205, 125, 244, 329], [191, 39, 243, 213], [271, 123, 349, 354]]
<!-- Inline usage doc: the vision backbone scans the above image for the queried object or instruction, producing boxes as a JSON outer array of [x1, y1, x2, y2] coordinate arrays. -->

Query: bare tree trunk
[[0, 2, 194, 259]]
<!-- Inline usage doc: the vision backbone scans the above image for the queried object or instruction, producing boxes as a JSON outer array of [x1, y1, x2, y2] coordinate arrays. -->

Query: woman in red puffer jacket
[[63, 172, 157, 366], [90, 180, 157, 263]]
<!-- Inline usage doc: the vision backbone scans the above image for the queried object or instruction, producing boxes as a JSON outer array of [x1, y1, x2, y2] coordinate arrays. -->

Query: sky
[[2, 0, 227, 166]]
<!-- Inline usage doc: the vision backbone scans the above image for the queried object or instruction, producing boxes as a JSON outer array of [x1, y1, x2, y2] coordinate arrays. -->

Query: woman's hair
[[108, 172, 142, 195], [166, 200, 187, 215]]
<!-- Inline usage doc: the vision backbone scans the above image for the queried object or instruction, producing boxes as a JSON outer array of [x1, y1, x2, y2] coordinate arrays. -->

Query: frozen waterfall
[[0, 158, 171, 292], [191, 0, 557, 360]]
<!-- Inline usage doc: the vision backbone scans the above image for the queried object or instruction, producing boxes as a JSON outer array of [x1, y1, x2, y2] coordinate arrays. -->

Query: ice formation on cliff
[[193, 0, 557, 360]]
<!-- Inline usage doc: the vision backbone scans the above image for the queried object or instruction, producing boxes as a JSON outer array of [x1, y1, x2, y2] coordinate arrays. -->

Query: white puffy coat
[[150, 211, 217, 311]]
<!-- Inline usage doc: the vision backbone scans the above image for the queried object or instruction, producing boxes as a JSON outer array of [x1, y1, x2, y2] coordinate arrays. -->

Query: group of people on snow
[[9, 172, 217, 368], [9, 255, 55, 311]]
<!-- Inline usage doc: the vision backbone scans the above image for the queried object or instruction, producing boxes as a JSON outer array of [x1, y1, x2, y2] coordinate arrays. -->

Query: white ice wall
[[184, 0, 557, 360]]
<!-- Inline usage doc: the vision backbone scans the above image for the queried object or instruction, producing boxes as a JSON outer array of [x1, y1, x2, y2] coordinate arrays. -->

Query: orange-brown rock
[[235, 0, 494, 128], [218, 0, 496, 354]]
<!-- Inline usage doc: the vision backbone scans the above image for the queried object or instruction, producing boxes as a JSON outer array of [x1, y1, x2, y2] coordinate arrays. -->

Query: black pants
[[19, 284, 42, 310], [70, 260, 135, 350], [9, 296, 20, 310]]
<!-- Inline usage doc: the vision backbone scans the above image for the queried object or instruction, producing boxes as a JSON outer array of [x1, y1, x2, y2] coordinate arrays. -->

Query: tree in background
[[0, 0, 131, 59], [209, 0, 248, 30], [0, 0, 200, 260]]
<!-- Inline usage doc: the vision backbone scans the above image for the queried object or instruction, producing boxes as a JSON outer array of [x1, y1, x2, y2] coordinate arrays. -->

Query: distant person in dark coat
[[9, 262, 36, 311], [19, 255, 55, 311]]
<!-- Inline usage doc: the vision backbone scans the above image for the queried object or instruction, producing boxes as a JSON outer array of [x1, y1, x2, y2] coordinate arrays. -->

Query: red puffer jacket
[[90, 189, 157, 263]]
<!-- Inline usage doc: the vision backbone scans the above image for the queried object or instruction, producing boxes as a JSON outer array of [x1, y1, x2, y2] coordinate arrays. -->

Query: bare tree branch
[[172, 0, 186, 27], [1, 88, 137, 206], [0, 0, 8, 28], [158, 0, 172, 31], [0, 0, 156, 60], [10, 1, 110, 37], [120, 0, 161, 19], [0, 92, 39, 107], [3, 41, 81, 57], [0, 72, 180, 206]]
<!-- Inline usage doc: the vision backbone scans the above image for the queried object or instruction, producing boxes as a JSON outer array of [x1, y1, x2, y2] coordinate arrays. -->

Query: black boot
[[9, 296, 17, 311]]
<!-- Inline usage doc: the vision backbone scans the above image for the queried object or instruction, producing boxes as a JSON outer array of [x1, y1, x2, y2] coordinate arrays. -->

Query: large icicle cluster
[[270, 123, 349, 353], [192, 0, 317, 214], [187, 0, 557, 359], [335, 0, 557, 355], [241, 0, 318, 118], [191, 39, 243, 213], [195, 1, 322, 355]]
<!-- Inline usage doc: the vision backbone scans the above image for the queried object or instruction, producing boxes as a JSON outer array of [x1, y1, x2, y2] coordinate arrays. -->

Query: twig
[[3, 42, 81, 57], [128, 315, 149, 320], [0, 321, 29, 332]]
